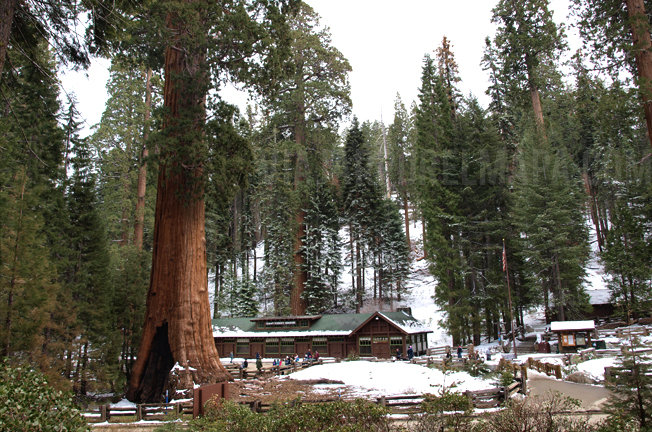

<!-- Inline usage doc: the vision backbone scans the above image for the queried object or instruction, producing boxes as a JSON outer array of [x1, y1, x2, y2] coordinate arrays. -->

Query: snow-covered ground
[[286, 360, 493, 397]]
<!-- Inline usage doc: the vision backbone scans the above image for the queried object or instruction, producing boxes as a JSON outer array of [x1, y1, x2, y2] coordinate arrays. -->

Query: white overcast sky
[[59, 0, 581, 137]]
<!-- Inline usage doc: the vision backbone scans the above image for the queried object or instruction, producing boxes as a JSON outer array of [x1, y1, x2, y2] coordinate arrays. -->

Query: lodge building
[[212, 311, 433, 359]]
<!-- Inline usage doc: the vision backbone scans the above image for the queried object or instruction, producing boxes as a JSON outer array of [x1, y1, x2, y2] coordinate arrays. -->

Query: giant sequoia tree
[[489, 0, 566, 131], [263, 2, 351, 315], [127, 0, 296, 403], [571, 0, 652, 151]]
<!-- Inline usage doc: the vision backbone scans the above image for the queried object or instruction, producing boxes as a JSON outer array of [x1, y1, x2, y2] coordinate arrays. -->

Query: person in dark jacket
[[314, 351, 320, 361], [396, 348, 402, 360], [457, 345, 463, 359], [407, 345, 414, 360]]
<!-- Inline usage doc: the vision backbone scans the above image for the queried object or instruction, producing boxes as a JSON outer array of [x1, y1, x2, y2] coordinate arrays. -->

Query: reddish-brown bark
[[0, 0, 17, 74], [625, 0, 652, 151], [403, 195, 410, 251], [134, 69, 152, 250], [127, 11, 229, 403]]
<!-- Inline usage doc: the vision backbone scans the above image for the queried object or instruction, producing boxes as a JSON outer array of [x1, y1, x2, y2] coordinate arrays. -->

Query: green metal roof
[[212, 312, 432, 337]]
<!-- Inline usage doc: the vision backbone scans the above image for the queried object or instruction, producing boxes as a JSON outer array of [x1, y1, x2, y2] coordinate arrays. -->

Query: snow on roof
[[587, 289, 611, 305], [379, 312, 433, 335], [212, 326, 352, 337], [550, 320, 595, 331], [211, 312, 433, 337]]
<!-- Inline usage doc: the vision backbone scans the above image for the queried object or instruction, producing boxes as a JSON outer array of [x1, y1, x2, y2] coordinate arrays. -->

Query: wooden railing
[[84, 401, 193, 423], [225, 358, 325, 380], [526, 357, 562, 379]]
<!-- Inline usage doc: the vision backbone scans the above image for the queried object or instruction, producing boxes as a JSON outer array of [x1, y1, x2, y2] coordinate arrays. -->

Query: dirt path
[[527, 376, 611, 410]]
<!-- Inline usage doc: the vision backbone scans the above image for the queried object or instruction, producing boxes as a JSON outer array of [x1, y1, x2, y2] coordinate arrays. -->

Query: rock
[[566, 372, 598, 385]]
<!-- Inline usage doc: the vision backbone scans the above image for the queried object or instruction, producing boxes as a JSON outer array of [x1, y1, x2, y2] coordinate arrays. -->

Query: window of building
[[295, 337, 311, 343], [256, 321, 265, 329], [265, 338, 280, 355], [236, 338, 249, 355], [329, 336, 344, 342], [312, 337, 327, 347], [280, 338, 294, 355], [390, 336, 403, 346], [359, 336, 371, 355], [222, 338, 236, 343], [300, 320, 309, 327]]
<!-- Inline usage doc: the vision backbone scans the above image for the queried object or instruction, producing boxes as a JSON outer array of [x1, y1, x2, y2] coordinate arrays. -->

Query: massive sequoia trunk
[[127, 10, 229, 403], [625, 0, 652, 151]]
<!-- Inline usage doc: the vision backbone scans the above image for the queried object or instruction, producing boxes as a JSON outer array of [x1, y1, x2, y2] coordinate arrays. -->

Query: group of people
[[229, 350, 321, 373], [444, 344, 490, 361], [395, 345, 415, 360]]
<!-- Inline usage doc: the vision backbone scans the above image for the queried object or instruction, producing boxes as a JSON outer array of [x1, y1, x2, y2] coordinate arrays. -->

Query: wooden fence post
[[554, 364, 562, 380], [100, 405, 107, 423], [465, 390, 473, 408], [136, 405, 143, 422], [520, 365, 528, 394], [379, 396, 386, 407]]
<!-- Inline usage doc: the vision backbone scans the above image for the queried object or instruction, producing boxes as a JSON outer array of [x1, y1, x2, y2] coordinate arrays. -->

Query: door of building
[[250, 343, 263, 359], [296, 342, 311, 358], [329, 343, 343, 358], [372, 336, 390, 358], [220, 343, 235, 359]]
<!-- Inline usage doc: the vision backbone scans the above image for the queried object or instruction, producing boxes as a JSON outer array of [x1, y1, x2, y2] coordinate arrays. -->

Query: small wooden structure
[[586, 289, 614, 319], [550, 320, 595, 353]]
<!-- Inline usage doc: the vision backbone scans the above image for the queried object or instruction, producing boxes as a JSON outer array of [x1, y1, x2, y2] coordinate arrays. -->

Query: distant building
[[212, 311, 432, 359], [586, 289, 614, 319]]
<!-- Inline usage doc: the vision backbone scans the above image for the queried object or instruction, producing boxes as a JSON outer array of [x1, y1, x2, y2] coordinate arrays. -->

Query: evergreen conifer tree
[[342, 118, 382, 312], [512, 128, 590, 321], [65, 131, 114, 395]]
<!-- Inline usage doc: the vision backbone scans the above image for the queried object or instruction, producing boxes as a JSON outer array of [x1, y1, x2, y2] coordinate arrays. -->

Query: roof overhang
[[550, 320, 595, 332], [351, 311, 433, 335], [250, 315, 322, 323]]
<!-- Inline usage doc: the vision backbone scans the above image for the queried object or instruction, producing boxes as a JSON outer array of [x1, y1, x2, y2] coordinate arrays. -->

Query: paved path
[[527, 376, 611, 410]]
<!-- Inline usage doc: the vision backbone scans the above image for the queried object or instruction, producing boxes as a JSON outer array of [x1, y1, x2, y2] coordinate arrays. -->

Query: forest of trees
[[0, 0, 650, 402]]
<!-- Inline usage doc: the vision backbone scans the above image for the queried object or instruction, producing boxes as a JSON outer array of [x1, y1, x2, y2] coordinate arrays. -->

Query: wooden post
[[100, 405, 107, 423], [175, 403, 180, 416], [520, 365, 528, 394], [379, 396, 386, 407], [136, 405, 143, 422], [555, 365, 562, 380]]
